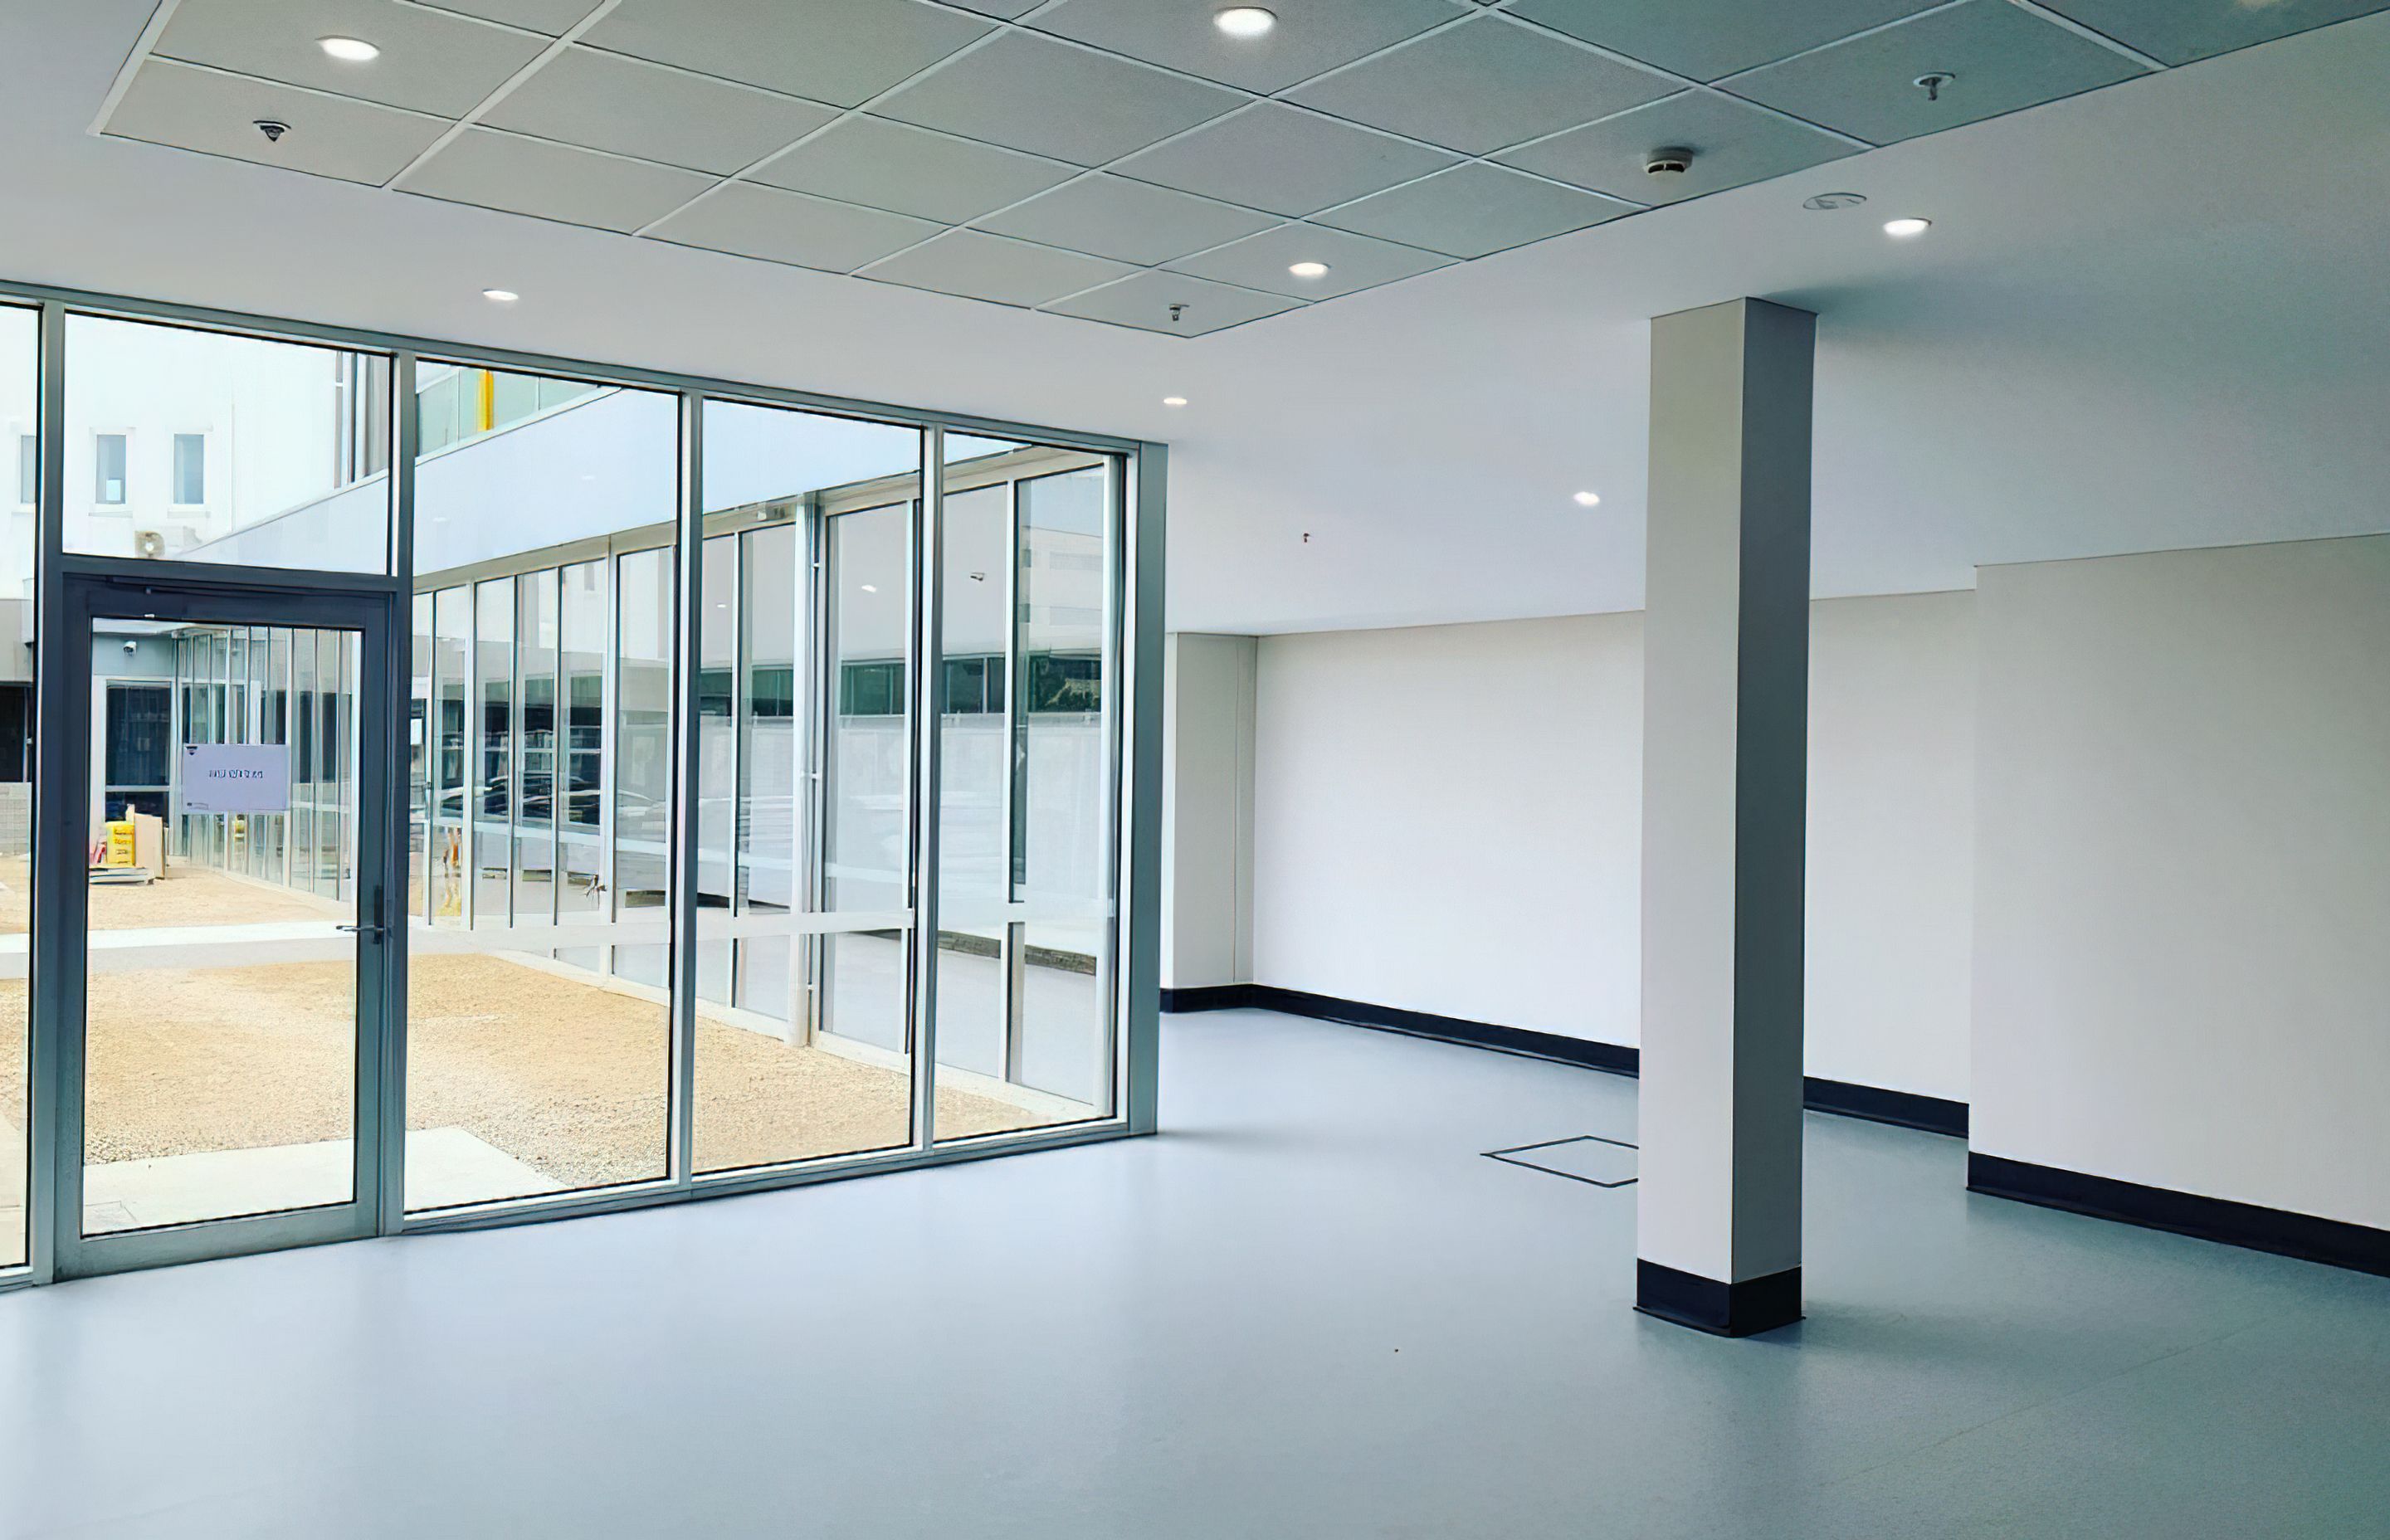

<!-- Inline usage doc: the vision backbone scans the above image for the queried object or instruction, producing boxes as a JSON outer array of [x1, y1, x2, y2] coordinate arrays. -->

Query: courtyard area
[[0, 862, 1078, 1246]]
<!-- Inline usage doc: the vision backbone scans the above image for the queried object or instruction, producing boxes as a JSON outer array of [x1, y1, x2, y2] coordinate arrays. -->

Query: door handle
[[337, 923, 388, 940]]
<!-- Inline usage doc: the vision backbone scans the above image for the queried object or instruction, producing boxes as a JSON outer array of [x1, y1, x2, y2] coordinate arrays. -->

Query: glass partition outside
[[692, 401, 929, 1172], [404, 370, 680, 1213], [0, 289, 1145, 1284], [1, 306, 35, 1268], [930, 442, 1119, 1140]]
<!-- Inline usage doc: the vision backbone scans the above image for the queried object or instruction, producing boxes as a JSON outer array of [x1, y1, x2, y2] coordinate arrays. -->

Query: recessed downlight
[[1214, 7, 1275, 38], [1573, 490, 1602, 508], [1883, 217, 1931, 238], [1287, 261, 1330, 279], [319, 36, 380, 61], [1162, 396, 1188, 407], [482, 288, 519, 303]]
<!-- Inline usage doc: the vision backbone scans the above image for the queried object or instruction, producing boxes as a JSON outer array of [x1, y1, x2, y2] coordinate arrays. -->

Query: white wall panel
[[1971, 536, 2390, 1228]]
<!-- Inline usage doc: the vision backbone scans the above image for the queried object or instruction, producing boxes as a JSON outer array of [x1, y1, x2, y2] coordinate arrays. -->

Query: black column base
[[1635, 1260, 1802, 1338]]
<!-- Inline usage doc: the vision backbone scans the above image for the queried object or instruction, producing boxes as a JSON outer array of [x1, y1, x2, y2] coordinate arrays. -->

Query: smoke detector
[[1644, 146, 1694, 178]]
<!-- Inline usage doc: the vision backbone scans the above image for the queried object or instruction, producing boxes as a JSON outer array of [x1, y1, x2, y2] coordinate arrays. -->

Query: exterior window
[[839, 659, 905, 716], [95, 433, 127, 504], [172, 432, 205, 504]]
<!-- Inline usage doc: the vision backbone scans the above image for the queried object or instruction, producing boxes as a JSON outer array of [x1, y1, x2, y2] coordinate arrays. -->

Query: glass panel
[[934, 446, 1119, 1141], [1008, 465, 1115, 1121], [63, 314, 390, 570], [81, 616, 364, 1234], [474, 579, 513, 928], [929, 479, 1013, 1108], [694, 401, 922, 1174], [0, 307, 33, 1267], [429, 589, 467, 920], [172, 432, 205, 505], [515, 569, 558, 929], [557, 559, 607, 972], [695, 533, 735, 1010], [405, 370, 677, 1212], [408, 596, 431, 917]]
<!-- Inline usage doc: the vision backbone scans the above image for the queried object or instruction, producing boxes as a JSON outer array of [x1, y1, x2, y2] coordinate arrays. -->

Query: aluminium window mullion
[[1001, 473, 1024, 1089], [665, 391, 704, 1188], [908, 428, 944, 1153], [24, 298, 67, 1284], [382, 348, 416, 1238]]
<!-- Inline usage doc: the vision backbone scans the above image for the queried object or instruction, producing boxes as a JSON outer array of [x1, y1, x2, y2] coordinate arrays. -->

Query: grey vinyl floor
[[2, 1007, 2385, 1538]]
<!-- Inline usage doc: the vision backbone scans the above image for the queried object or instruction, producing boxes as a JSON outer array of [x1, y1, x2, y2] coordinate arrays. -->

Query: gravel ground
[[0, 869, 1063, 1205]]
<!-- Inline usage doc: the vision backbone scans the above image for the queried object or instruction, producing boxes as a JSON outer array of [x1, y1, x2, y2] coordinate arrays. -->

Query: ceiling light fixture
[[1213, 7, 1276, 39], [1162, 396, 1188, 407], [1573, 491, 1602, 508], [319, 36, 380, 61], [860, 583, 879, 593], [482, 288, 519, 303], [1883, 217, 1931, 238], [1287, 261, 1330, 279]]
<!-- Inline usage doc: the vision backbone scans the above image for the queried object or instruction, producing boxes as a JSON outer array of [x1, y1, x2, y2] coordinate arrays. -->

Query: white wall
[[1244, 595, 1978, 1099], [1253, 613, 1646, 1042], [1971, 537, 2390, 1229], [1805, 592, 1976, 1099], [1162, 633, 1255, 991]]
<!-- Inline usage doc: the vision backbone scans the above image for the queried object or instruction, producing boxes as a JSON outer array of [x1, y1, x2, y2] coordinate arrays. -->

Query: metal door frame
[[41, 566, 398, 1279]]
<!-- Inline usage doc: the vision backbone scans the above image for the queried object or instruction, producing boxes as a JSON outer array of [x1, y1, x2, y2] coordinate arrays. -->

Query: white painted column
[[1160, 632, 1256, 1000], [1636, 297, 1815, 1337]]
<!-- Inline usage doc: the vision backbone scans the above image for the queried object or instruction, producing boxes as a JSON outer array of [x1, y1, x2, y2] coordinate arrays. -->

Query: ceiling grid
[[91, 0, 2389, 335]]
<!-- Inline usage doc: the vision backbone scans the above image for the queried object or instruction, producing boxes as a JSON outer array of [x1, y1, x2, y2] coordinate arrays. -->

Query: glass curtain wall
[[2, 291, 1140, 1278], [404, 368, 680, 1213], [1, 305, 34, 1268]]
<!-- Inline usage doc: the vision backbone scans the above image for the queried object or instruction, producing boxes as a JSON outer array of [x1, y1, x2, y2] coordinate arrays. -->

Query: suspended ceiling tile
[[1033, 0, 1461, 94], [871, 30, 1244, 166], [751, 115, 1076, 224], [1507, 0, 1945, 83], [1286, 15, 1675, 156], [2031, 0, 2390, 66], [1498, 90, 1856, 205], [480, 46, 836, 174], [978, 174, 1279, 266], [1313, 162, 1633, 259], [412, 0, 601, 32], [647, 182, 942, 272], [400, 126, 715, 231], [861, 229, 1134, 308], [944, 0, 1043, 14], [1113, 102, 1457, 218], [152, 0, 549, 118], [104, 57, 449, 186], [1041, 270, 1302, 335], [582, 0, 991, 109], [1724, 0, 2150, 145], [1167, 223, 1451, 300]]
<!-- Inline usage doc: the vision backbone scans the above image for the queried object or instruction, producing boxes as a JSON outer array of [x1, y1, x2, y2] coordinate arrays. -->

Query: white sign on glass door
[[181, 743, 290, 813]]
